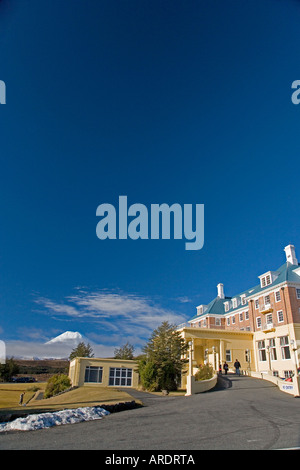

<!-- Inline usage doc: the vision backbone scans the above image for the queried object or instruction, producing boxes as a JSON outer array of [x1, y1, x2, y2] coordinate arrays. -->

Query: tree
[[138, 321, 188, 391], [44, 373, 71, 398], [0, 358, 19, 382], [69, 342, 94, 361], [114, 342, 135, 360]]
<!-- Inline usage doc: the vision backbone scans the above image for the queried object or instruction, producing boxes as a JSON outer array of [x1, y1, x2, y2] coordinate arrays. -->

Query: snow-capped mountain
[[45, 331, 83, 345]]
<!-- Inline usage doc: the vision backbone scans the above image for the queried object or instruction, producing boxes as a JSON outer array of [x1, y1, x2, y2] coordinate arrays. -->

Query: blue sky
[[1, 0, 300, 357]]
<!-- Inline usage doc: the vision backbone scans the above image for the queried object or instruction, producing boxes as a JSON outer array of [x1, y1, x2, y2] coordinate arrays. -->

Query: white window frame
[[232, 298, 237, 309], [226, 317, 230, 326], [231, 315, 236, 324], [226, 350, 232, 362], [215, 317, 221, 326], [256, 317, 261, 328], [84, 366, 103, 383], [239, 312, 243, 322], [269, 338, 277, 361], [258, 340, 267, 361], [280, 336, 291, 360], [245, 311, 249, 320], [245, 349, 251, 363], [109, 367, 133, 387], [266, 313, 273, 326], [296, 288, 300, 300], [277, 310, 284, 323], [275, 290, 281, 302], [255, 299, 259, 310]]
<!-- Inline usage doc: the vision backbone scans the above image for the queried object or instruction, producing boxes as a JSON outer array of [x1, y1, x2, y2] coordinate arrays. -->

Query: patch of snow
[[0, 406, 110, 432]]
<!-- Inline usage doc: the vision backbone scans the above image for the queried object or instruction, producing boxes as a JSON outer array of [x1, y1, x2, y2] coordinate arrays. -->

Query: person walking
[[223, 362, 228, 375], [234, 359, 241, 376]]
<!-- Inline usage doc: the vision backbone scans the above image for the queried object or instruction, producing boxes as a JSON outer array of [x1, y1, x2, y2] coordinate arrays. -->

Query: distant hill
[[14, 359, 70, 382]]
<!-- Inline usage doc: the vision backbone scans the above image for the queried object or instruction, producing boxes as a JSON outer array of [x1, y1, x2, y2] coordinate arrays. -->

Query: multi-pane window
[[256, 317, 261, 328], [280, 336, 291, 360], [258, 340, 266, 361], [226, 350, 232, 362], [284, 370, 293, 379], [261, 275, 271, 288], [245, 311, 249, 320], [84, 366, 103, 383], [109, 367, 132, 386], [241, 296, 247, 305], [232, 298, 237, 308], [264, 295, 271, 306], [275, 291, 281, 302], [245, 350, 251, 363], [277, 310, 284, 323], [239, 312, 243, 322], [232, 315, 236, 324], [266, 313, 273, 326], [269, 338, 277, 361], [215, 318, 221, 326], [255, 299, 259, 309], [296, 288, 300, 300]]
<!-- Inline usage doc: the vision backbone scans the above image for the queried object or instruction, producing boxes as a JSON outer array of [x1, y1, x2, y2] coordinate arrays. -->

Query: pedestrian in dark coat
[[234, 359, 241, 376]]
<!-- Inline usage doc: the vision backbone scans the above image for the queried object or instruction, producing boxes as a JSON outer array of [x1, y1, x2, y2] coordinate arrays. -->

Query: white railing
[[176, 322, 190, 329], [259, 302, 273, 313], [261, 322, 274, 331]]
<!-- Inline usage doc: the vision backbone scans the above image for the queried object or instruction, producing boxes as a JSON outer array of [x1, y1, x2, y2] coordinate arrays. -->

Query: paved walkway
[[1, 374, 300, 450]]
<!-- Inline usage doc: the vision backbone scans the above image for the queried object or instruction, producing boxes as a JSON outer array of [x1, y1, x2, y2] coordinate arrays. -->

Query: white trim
[[275, 290, 281, 302], [277, 310, 284, 323]]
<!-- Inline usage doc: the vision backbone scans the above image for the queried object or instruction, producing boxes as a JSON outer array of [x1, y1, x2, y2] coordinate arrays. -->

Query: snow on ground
[[0, 406, 110, 432]]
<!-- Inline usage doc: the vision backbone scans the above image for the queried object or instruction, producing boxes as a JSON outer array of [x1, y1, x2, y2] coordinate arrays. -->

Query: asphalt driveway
[[1, 374, 300, 450]]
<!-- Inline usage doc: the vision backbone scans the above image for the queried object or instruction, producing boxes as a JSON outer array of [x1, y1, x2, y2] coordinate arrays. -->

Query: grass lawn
[[0, 383, 140, 419], [0, 383, 46, 411]]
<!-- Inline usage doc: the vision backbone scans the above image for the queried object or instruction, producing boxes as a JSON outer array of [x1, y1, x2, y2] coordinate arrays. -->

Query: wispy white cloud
[[36, 290, 186, 330]]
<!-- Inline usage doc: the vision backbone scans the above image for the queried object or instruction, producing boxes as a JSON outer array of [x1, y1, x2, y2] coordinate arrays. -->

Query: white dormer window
[[196, 304, 207, 316], [232, 298, 237, 309], [241, 295, 247, 305], [224, 302, 230, 312], [261, 275, 271, 288], [259, 271, 279, 289]]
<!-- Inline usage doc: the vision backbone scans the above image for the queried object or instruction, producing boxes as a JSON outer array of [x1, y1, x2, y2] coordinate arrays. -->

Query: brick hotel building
[[178, 244, 300, 387]]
